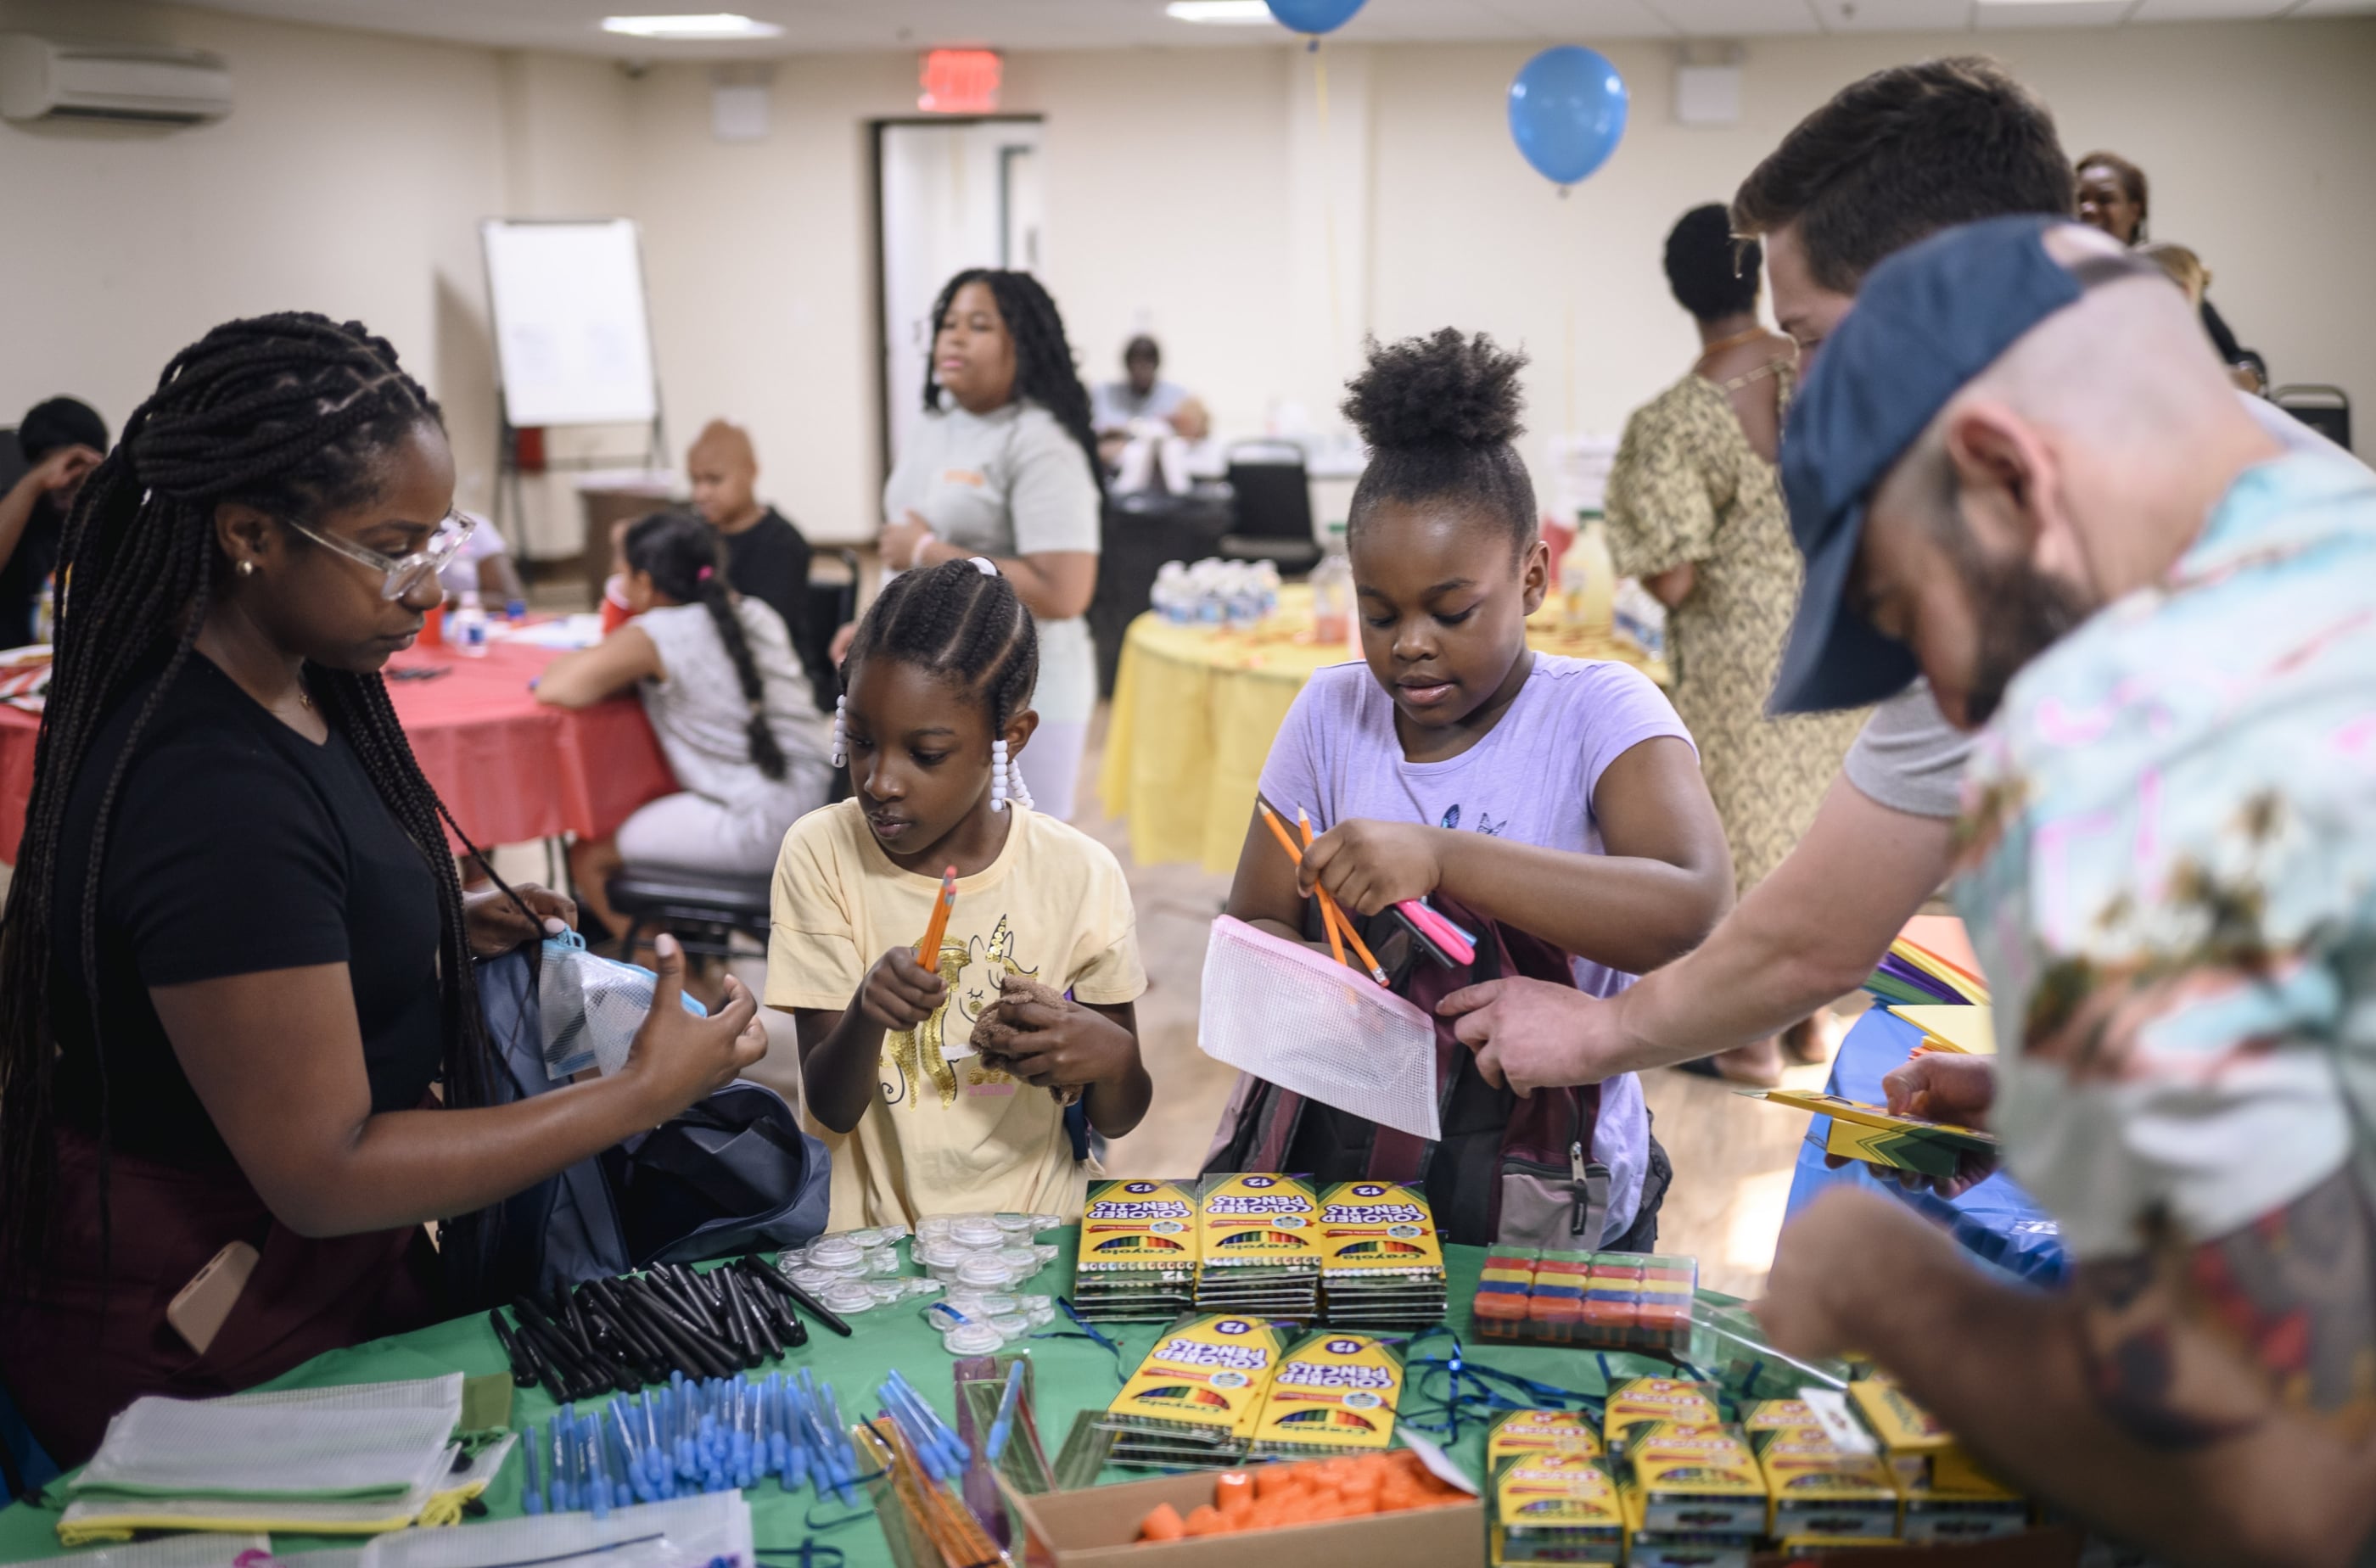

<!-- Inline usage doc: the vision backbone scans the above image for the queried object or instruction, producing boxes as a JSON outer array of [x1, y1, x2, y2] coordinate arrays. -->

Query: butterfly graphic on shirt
[[1437, 805, 1507, 837], [886, 911, 1040, 1106]]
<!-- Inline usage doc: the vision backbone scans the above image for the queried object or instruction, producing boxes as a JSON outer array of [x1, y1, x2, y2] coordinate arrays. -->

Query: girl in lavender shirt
[[1219, 331, 1733, 1249]]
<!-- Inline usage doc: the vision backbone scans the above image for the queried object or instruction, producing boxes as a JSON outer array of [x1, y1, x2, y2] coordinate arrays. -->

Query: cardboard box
[[1003, 1470, 1482, 1568]]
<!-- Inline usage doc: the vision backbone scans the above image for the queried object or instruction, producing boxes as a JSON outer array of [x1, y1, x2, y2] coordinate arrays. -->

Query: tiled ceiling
[[153, 0, 2374, 56]]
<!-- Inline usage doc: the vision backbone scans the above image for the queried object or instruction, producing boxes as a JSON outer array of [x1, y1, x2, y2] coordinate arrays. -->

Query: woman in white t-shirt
[[870, 269, 1104, 818], [540, 511, 833, 939]]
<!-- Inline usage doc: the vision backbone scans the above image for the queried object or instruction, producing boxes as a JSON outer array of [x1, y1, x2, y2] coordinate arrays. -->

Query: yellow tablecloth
[[1098, 585, 1667, 874]]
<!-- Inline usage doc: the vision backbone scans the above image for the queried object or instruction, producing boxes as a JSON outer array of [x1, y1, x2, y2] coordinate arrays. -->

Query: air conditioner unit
[[0, 33, 232, 127]]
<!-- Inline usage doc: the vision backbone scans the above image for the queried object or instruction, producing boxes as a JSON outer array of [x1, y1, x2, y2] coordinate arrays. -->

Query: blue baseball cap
[[1768, 215, 2152, 715]]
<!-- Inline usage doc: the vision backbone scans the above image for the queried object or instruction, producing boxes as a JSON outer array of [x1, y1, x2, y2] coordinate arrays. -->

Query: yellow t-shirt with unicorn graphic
[[765, 798, 1146, 1229]]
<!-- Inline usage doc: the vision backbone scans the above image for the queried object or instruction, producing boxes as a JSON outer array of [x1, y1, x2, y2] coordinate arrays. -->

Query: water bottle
[[505, 597, 528, 626], [1310, 551, 1352, 646], [1153, 561, 1190, 624], [453, 589, 490, 658], [1253, 562, 1281, 623]]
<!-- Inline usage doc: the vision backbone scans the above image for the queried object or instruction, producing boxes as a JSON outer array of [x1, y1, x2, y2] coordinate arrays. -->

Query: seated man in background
[[0, 397, 108, 647], [1092, 335, 1209, 490], [687, 417, 829, 701], [1754, 216, 2376, 1565], [1091, 334, 1190, 435]]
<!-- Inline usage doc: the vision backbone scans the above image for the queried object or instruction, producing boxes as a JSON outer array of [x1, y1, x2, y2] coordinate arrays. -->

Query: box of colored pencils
[[1317, 1180, 1447, 1330], [1075, 1179, 1199, 1324], [1194, 1173, 1321, 1322]]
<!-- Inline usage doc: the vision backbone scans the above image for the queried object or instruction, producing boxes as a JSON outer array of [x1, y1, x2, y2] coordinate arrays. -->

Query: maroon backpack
[[1202, 893, 1612, 1250]]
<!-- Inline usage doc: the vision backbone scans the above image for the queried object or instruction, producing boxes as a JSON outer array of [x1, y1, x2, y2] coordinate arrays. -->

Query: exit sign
[[919, 48, 1000, 114]]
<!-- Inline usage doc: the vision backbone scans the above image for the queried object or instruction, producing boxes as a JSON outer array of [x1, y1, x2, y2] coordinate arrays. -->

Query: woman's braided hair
[[921, 269, 1103, 492], [624, 510, 787, 781], [843, 559, 1039, 742], [0, 311, 501, 1285]]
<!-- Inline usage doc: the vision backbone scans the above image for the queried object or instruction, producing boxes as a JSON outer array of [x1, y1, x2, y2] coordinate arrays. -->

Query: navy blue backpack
[[446, 949, 830, 1308]]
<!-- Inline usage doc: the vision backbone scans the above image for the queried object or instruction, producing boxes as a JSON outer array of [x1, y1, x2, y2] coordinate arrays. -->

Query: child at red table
[[1215, 330, 1734, 1250], [768, 557, 1150, 1228], [537, 511, 833, 940]]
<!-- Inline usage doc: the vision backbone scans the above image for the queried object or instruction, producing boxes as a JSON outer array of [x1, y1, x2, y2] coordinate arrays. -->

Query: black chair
[[1090, 487, 1232, 697], [1218, 444, 1325, 576], [604, 866, 774, 966], [2272, 384, 2351, 453]]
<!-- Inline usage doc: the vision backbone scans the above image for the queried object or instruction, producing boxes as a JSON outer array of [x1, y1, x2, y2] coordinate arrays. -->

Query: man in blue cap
[[1747, 215, 2376, 1563]]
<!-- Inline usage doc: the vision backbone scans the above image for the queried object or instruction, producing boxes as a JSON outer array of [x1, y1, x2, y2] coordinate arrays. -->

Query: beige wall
[[1366, 23, 2376, 481], [1, 6, 2368, 552], [0, 0, 508, 513], [619, 18, 2374, 542]]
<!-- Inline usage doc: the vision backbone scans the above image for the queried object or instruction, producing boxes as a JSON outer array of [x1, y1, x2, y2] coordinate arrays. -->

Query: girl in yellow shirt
[[767, 558, 1151, 1227]]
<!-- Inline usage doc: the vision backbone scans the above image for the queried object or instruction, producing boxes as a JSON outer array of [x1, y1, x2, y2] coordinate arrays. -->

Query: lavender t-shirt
[[1256, 653, 1695, 1244]]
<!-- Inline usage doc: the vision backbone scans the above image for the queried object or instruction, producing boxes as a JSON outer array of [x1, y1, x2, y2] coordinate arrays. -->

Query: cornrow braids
[[625, 511, 787, 781], [842, 558, 1040, 742], [921, 269, 1104, 492], [0, 311, 506, 1290]]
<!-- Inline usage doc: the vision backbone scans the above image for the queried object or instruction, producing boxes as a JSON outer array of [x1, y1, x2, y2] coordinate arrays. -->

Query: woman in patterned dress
[[1605, 205, 1866, 1085]]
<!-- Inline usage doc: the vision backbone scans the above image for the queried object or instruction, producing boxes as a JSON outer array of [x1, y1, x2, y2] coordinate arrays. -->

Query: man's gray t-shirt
[[1840, 394, 2355, 821]]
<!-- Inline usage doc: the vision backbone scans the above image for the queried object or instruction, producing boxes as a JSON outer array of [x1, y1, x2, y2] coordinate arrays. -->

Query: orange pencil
[[1297, 809, 1350, 971], [916, 865, 957, 960], [1257, 801, 1387, 985]]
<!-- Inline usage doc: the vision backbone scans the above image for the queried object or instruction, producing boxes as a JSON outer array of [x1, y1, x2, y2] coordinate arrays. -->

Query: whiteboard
[[480, 218, 658, 428]]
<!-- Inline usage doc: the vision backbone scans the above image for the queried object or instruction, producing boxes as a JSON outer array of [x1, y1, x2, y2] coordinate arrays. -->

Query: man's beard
[[1958, 546, 2093, 726]]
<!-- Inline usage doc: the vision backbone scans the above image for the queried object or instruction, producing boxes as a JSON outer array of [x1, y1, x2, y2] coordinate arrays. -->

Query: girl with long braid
[[0, 314, 765, 1463], [865, 269, 1105, 820], [770, 559, 1149, 1229], [537, 509, 834, 942]]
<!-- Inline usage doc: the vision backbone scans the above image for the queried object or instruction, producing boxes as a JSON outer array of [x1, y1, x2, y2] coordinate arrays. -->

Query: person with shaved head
[[687, 418, 830, 706], [1747, 216, 2376, 1565]]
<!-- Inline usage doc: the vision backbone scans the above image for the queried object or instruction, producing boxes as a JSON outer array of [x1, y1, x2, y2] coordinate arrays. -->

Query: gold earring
[[238, 560, 255, 577]]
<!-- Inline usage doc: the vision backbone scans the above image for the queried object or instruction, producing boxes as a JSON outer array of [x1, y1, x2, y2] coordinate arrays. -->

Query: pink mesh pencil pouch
[[1196, 915, 1441, 1141]]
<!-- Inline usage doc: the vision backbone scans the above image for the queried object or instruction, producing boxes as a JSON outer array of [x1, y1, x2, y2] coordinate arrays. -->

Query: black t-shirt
[[48, 652, 445, 1168], [0, 494, 63, 649], [721, 508, 834, 705]]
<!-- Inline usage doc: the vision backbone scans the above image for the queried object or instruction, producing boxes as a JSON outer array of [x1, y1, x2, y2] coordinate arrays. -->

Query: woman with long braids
[[865, 269, 1104, 819], [536, 508, 833, 940], [0, 314, 766, 1463]]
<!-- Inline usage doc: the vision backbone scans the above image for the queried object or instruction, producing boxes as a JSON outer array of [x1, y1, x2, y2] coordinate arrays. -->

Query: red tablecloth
[[0, 640, 677, 865]]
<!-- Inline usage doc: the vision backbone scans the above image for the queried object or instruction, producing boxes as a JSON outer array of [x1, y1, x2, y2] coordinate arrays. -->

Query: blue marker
[[521, 1420, 546, 1515], [987, 1359, 1027, 1465]]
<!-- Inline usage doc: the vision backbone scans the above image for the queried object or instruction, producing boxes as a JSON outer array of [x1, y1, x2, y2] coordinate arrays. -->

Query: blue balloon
[[1508, 46, 1628, 188], [1265, 0, 1365, 36]]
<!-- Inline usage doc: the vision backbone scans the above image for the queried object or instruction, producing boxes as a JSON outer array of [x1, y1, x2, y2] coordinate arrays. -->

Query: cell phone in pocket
[[166, 1240, 259, 1355]]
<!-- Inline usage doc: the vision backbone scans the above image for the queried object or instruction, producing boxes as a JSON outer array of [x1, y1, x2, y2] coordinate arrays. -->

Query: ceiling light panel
[[601, 13, 785, 39]]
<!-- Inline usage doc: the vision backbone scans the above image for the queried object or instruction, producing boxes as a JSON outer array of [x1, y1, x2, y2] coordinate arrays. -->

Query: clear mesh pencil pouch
[[538, 929, 709, 1082], [1196, 915, 1441, 1140]]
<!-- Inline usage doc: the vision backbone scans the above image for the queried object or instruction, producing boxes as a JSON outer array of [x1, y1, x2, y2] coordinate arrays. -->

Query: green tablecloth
[[0, 1235, 1706, 1565]]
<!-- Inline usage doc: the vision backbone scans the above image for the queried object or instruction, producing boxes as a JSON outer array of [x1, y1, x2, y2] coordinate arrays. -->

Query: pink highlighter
[[1398, 899, 1476, 967]]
